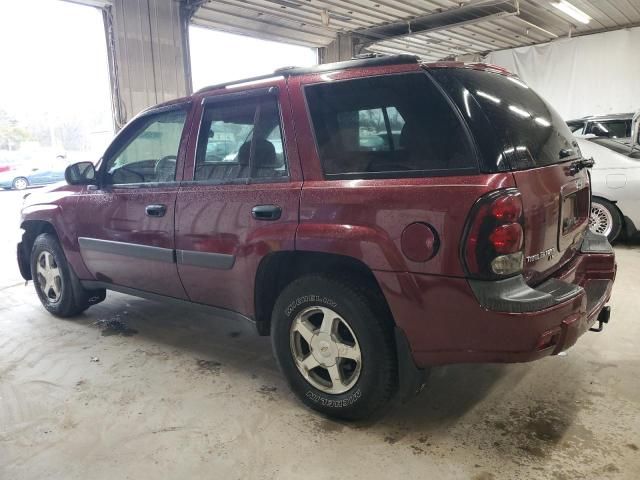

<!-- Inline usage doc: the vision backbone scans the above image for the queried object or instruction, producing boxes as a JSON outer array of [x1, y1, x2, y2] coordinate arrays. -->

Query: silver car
[[575, 111, 640, 242]]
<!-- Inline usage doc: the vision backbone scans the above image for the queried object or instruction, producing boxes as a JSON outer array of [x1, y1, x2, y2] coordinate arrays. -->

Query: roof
[[194, 53, 521, 95], [569, 113, 634, 122], [195, 54, 419, 93]]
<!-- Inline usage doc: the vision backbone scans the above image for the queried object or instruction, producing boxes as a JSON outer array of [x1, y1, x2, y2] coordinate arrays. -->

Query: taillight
[[462, 188, 525, 279]]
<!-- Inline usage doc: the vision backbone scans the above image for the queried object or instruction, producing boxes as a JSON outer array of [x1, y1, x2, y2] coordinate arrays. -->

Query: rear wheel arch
[[590, 196, 624, 241], [254, 251, 394, 336]]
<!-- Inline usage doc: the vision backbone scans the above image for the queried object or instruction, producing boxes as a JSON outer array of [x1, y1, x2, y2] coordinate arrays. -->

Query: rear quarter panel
[[298, 174, 515, 275]]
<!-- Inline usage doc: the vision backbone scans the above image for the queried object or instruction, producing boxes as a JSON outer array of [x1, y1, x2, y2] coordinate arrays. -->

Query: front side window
[[194, 95, 287, 182], [104, 109, 187, 185], [305, 73, 476, 178]]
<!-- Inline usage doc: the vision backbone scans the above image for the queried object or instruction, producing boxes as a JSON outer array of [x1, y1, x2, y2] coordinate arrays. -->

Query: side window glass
[[587, 120, 628, 139], [305, 73, 475, 178], [105, 109, 187, 185], [194, 95, 287, 182]]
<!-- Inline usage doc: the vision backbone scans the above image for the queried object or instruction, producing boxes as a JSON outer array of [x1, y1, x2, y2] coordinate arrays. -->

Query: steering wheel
[[155, 155, 177, 182]]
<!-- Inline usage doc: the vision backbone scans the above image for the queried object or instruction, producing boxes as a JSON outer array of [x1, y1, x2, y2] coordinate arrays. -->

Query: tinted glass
[[305, 73, 476, 178], [194, 96, 287, 182], [567, 121, 585, 133], [431, 68, 579, 170], [105, 109, 187, 184], [586, 120, 630, 138]]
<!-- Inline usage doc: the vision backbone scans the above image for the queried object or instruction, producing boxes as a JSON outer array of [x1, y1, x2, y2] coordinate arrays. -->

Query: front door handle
[[145, 204, 167, 217], [252, 204, 282, 221]]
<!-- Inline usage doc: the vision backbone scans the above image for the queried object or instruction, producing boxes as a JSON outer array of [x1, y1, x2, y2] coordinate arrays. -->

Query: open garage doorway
[[0, 0, 112, 287], [189, 26, 318, 91]]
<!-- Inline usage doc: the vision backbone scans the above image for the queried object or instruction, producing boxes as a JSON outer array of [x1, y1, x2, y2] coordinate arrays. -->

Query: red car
[[17, 55, 616, 420]]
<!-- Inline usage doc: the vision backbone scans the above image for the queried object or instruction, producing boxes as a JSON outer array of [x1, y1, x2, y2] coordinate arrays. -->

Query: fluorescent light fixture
[[476, 90, 501, 104], [509, 105, 531, 118], [551, 0, 591, 25], [535, 117, 551, 127]]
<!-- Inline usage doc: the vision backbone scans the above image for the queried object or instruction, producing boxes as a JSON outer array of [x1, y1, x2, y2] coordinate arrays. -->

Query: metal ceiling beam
[[354, 0, 519, 46]]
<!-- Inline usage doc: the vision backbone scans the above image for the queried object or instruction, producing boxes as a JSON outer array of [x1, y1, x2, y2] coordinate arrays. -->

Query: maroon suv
[[17, 55, 616, 420]]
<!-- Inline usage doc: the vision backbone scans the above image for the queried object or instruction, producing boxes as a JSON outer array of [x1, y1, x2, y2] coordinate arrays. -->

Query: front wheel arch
[[19, 221, 60, 281]]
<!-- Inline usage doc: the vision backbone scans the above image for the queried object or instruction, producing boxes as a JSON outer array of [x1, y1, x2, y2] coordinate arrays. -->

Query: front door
[[75, 104, 191, 299], [175, 86, 302, 317]]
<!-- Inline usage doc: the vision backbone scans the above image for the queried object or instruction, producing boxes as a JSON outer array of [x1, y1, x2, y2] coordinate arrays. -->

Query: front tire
[[590, 198, 623, 242], [271, 275, 397, 420], [31, 233, 103, 317]]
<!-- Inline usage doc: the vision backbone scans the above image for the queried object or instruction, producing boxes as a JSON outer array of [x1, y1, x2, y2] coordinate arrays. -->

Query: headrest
[[238, 139, 280, 168]]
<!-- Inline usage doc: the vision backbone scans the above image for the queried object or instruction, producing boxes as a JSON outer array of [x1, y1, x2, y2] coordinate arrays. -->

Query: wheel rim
[[290, 306, 362, 395], [36, 251, 63, 303], [589, 202, 613, 237], [14, 178, 27, 190]]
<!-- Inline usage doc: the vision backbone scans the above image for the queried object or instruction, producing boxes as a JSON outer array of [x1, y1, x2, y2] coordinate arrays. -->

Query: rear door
[[75, 104, 191, 298], [430, 67, 591, 284], [175, 85, 302, 317]]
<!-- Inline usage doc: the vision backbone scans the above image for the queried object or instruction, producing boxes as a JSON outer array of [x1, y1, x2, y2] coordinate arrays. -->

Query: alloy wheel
[[290, 306, 362, 394], [13, 177, 28, 190], [589, 202, 613, 237], [36, 251, 63, 303]]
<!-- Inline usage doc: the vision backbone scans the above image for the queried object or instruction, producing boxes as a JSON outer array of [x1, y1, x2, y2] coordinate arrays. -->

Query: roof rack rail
[[196, 54, 420, 94], [278, 53, 419, 77]]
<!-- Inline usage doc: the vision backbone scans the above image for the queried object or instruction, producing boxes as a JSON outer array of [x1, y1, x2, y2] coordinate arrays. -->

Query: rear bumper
[[376, 231, 616, 367]]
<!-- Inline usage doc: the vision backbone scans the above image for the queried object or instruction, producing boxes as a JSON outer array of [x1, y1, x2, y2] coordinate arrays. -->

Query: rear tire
[[30, 233, 104, 317], [12, 177, 29, 190], [271, 275, 397, 420], [590, 198, 622, 242]]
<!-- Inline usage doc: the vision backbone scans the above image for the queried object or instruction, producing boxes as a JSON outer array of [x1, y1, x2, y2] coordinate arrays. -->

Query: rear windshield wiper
[[568, 157, 595, 175]]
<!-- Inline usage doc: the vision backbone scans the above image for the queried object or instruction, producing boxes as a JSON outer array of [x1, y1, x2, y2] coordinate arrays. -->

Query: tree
[[0, 108, 32, 150]]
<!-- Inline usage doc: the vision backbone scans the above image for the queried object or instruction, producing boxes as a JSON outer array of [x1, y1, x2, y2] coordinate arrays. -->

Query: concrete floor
[[1, 188, 639, 479]]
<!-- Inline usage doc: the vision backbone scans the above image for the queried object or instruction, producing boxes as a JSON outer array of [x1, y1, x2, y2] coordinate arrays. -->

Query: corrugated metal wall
[[106, 0, 190, 127]]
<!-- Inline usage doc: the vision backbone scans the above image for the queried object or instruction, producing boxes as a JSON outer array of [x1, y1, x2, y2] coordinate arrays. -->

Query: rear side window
[[586, 120, 630, 138], [431, 68, 578, 170], [305, 73, 476, 179], [194, 95, 287, 183]]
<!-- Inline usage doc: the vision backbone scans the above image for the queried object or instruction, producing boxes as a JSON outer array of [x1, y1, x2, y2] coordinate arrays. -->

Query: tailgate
[[513, 165, 590, 285]]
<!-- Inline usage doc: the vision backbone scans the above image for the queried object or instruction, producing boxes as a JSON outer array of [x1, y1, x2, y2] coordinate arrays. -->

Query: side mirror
[[65, 161, 96, 185]]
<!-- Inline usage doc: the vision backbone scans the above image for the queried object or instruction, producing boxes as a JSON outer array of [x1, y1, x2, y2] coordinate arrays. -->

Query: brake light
[[462, 188, 525, 279], [489, 224, 523, 254]]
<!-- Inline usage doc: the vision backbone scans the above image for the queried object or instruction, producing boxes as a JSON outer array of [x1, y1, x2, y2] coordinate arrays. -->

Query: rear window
[[430, 68, 579, 171], [304, 73, 477, 179]]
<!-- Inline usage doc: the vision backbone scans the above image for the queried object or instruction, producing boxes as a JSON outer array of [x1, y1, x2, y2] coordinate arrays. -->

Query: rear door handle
[[145, 204, 167, 217], [252, 204, 282, 221]]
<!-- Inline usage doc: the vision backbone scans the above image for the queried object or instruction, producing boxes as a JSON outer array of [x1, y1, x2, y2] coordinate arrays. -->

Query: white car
[[576, 133, 640, 241]]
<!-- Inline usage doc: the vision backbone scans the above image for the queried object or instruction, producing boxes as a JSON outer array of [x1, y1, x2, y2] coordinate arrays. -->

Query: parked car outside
[[574, 114, 640, 241], [0, 159, 67, 190], [567, 113, 633, 139], [16, 55, 616, 420]]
